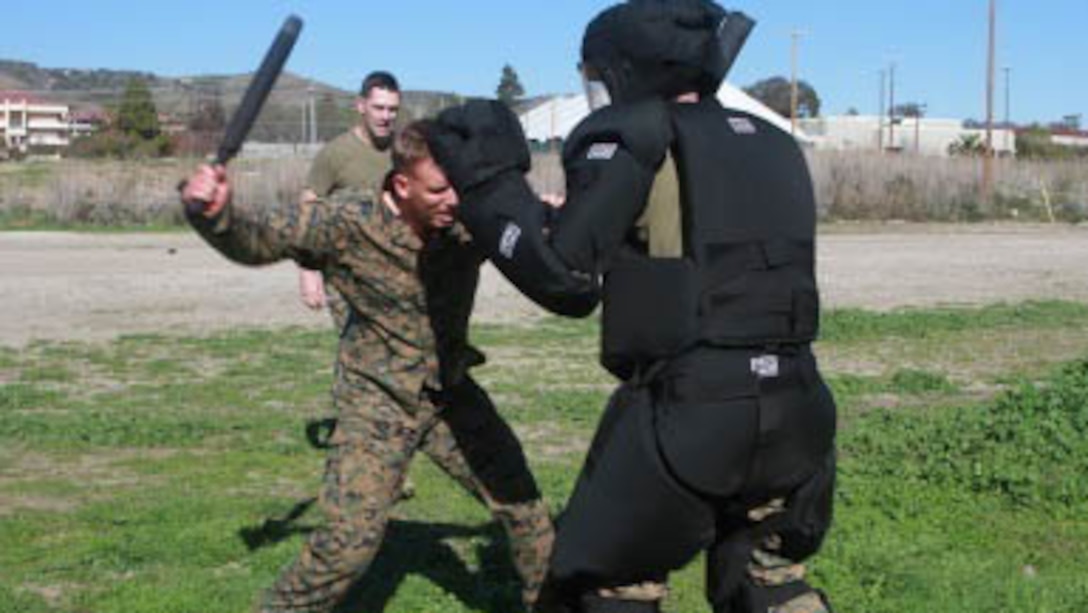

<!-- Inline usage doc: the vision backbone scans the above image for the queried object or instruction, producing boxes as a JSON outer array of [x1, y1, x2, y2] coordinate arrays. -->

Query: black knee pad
[[765, 452, 836, 562], [550, 385, 715, 587], [705, 453, 836, 611]]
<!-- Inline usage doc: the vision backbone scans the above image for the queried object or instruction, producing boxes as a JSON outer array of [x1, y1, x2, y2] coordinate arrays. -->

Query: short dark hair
[[391, 120, 433, 173], [360, 71, 400, 97]]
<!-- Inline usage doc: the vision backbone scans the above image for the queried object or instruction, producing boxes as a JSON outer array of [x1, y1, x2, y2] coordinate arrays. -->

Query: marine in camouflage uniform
[[184, 161, 553, 612]]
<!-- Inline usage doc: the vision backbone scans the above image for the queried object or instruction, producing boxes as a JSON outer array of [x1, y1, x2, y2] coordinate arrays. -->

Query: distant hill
[[0, 59, 469, 142], [0, 59, 163, 94]]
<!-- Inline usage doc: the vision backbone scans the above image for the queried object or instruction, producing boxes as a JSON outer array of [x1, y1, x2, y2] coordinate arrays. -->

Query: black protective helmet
[[581, 0, 755, 104]]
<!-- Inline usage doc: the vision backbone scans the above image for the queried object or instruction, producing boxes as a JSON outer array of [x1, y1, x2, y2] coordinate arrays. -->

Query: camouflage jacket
[[188, 189, 485, 411]]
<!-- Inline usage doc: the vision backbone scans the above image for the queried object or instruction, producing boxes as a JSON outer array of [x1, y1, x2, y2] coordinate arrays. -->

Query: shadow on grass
[[239, 501, 522, 613]]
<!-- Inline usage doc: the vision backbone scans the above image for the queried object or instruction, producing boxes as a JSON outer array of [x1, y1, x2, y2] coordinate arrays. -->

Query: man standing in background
[[297, 70, 401, 324]]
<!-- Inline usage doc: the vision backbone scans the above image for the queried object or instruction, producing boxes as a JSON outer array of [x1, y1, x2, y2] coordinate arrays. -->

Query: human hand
[[539, 193, 566, 208], [298, 268, 327, 310], [181, 164, 231, 217]]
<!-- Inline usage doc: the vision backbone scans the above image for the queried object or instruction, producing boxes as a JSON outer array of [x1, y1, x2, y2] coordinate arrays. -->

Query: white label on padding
[[728, 117, 757, 135], [499, 222, 522, 259], [750, 355, 780, 378], [586, 142, 619, 160]]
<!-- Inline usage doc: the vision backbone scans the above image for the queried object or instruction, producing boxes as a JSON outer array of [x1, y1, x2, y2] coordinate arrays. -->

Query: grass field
[[2, 301, 1088, 612]]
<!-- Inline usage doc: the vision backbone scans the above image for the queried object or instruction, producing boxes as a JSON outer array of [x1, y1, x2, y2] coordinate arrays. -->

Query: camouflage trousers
[[540, 497, 831, 613], [257, 373, 554, 613]]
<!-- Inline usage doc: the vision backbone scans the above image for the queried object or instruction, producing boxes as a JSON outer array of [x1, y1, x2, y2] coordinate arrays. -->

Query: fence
[[1, 150, 1085, 227]]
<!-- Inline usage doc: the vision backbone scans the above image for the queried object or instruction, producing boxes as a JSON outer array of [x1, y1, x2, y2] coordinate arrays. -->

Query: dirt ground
[[3, 224, 1088, 347]]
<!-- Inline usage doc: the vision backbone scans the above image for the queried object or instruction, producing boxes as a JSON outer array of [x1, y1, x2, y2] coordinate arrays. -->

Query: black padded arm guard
[[458, 173, 601, 317], [429, 101, 598, 317], [429, 99, 670, 318], [552, 99, 671, 273]]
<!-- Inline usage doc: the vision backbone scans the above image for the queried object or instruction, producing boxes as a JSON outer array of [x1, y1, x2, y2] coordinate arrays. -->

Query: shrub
[[845, 358, 1088, 516]]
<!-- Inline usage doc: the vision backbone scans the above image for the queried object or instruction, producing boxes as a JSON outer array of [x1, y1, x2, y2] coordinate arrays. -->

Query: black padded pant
[[543, 347, 837, 613]]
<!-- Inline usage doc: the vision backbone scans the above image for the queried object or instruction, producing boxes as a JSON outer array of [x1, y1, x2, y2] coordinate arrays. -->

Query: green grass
[[822, 300, 1088, 343], [2, 302, 1088, 612], [0, 210, 186, 232]]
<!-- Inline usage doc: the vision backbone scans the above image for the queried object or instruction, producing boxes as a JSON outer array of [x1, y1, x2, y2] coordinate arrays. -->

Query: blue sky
[[2, 1, 1084, 125]]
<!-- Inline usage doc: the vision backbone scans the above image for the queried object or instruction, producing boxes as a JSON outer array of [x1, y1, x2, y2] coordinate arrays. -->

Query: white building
[[799, 115, 1017, 157], [519, 82, 812, 144], [0, 92, 80, 157], [1051, 130, 1088, 149]]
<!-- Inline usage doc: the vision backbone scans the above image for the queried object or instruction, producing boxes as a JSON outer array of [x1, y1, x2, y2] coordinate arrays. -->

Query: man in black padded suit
[[424, 2, 837, 611]]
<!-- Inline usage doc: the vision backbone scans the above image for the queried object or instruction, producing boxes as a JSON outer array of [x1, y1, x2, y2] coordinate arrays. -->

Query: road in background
[[3, 225, 1088, 347]]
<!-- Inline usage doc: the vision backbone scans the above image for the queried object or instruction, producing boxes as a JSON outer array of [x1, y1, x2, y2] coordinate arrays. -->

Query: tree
[[893, 102, 926, 118], [188, 96, 226, 134], [496, 64, 526, 107], [743, 76, 821, 119], [70, 77, 172, 159], [1058, 114, 1082, 131], [116, 78, 161, 139], [1015, 124, 1088, 160], [947, 134, 986, 157]]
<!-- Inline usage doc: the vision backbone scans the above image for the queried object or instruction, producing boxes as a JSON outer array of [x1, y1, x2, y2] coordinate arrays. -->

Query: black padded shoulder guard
[[563, 98, 672, 171], [550, 99, 672, 274]]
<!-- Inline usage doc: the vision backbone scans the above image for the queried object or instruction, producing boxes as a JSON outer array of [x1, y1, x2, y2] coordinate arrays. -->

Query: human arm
[[295, 187, 328, 309], [180, 164, 345, 270], [298, 268, 327, 309]]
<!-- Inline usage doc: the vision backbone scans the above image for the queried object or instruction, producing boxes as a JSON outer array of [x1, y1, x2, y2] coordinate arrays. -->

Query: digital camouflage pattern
[[258, 374, 552, 612], [187, 189, 553, 612], [744, 498, 831, 613]]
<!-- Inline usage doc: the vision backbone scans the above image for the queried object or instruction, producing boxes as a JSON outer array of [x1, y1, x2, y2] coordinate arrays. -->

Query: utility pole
[[878, 69, 886, 151], [300, 97, 308, 144], [914, 104, 927, 155], [307, 83, 318, 145], [888, 62, 897, 151], [983, 0, 996, 203], [1003, 66, 1012, 153], [914, 111, 920, 154], [790, 30, 802, 136]]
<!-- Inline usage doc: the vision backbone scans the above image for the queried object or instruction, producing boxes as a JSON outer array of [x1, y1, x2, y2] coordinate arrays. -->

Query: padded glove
[[428, 99, 531, 192]]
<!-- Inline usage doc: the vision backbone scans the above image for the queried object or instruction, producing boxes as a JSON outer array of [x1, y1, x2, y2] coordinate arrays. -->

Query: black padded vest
[[601, 98, 820, 379]]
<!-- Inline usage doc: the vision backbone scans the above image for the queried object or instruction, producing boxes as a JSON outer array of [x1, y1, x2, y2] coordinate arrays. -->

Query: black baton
[[183, 15, 304, 213]]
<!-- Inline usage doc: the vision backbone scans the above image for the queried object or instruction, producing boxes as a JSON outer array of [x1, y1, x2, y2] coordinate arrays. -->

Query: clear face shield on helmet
[[580, 63, 612, 111]]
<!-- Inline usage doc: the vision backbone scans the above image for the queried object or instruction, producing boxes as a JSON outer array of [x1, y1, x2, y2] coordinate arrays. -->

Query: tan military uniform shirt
[[307, 129, 391, 197], [635, 151, 684, 258]]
